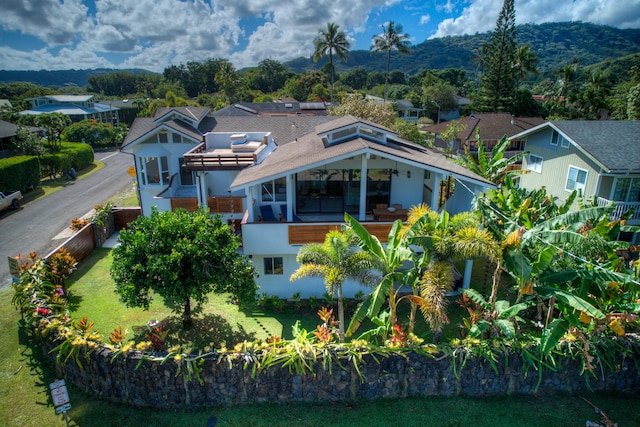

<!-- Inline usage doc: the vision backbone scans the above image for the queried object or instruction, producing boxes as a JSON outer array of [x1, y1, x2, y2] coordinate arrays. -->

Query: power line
[[454, 177, 640, 286]]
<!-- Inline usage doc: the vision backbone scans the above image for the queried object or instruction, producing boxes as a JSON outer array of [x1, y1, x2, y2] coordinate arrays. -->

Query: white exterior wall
[[253, 253, 376, 298]]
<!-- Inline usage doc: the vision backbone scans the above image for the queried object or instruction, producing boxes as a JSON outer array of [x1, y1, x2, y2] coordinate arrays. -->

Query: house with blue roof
[[20, 95, 119, 124]]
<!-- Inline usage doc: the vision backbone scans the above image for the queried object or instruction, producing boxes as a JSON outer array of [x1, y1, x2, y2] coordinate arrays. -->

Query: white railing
[[597, 197, 640, 225]]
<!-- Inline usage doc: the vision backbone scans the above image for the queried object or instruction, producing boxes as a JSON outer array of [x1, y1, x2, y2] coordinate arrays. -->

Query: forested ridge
[[1, 22, 638, 88]]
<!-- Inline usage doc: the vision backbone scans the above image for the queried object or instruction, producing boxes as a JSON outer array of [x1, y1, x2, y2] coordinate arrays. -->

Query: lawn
[[3, 249, 640, 426]]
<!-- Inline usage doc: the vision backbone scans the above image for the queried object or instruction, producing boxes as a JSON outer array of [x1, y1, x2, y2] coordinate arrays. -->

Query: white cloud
[[0, 44, 112, 71], [0, 0, 638, 72], [432, 0, 640, 38], [0, 0, 91, 45]]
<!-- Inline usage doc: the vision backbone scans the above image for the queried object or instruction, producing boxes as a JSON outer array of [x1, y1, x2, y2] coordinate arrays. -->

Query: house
[[20, 95, 120, 124], [213, 101, 328, 117], [0, 120, 19, 154], [121, 105, 495, 298], [423, 113, 545, 158], [513, 120, 640, 242], [395, 100, 422, 123]]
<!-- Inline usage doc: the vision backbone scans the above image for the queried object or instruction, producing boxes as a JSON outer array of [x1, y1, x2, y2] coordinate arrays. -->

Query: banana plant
[[462, 288, 535, 339], [343, 212, 427, 338]]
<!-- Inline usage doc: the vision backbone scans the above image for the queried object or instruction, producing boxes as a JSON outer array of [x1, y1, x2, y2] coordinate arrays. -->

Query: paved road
[[0, 150, 134, 289]]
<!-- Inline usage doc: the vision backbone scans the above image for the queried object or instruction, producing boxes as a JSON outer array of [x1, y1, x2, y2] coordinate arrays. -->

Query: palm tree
[[514, 45, 539, 88], [313, 23, 351, 103], [371, 21, 411, 103], [406, 205, 500, 340], [290, 229, 379, 340]]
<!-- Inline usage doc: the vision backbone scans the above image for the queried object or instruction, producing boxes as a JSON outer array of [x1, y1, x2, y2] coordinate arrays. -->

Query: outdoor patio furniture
[[259, 205, 278, 222]]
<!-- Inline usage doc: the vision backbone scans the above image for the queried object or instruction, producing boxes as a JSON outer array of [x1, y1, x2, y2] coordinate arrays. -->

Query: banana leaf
[[536, 286, 605, 319]]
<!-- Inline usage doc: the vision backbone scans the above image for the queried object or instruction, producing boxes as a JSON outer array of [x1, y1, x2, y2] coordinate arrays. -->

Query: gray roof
[[231, 117, 493, 189], [122, 110, 335, 149], [0, 120, 19, 139], [213, 102, 328, 116], [121, 108, 492, 188], [550, 121, 640, 172]]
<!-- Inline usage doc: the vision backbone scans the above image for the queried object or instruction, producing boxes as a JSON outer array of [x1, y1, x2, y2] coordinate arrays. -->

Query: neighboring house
[[20, 95, 120, 124], [514, 120, 640, 241], [395, 100, 422, 123], [213, 101, 328, 117], [121, 105, 494, 298], [0, 120, 19, 153], [423, 113, 545, 161]]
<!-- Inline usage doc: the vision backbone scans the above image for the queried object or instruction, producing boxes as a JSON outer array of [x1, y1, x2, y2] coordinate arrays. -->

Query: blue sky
[[0, 0, 638, 73]]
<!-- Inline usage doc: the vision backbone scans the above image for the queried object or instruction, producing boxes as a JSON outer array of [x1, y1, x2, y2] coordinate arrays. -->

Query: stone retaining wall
[[45, 341, 640, 408]]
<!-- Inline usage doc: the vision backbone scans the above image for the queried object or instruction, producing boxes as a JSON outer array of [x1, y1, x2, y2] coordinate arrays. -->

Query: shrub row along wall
[[44, 342, 639, 408]]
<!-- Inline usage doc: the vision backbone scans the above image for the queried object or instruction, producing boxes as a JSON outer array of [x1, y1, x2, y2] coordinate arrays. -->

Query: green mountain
[[287, 22, 640, 78], [0, 22, 638, 88]]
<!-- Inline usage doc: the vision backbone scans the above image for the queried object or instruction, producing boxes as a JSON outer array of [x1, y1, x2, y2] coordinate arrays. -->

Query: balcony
[[597, 197, 640, 226], [182, 142, 265, 170], [169, 196, 244, 214], [241, 221, 396, 254]]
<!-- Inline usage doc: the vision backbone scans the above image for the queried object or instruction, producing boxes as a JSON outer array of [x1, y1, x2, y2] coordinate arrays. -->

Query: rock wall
[[45, 343, 640, 408]]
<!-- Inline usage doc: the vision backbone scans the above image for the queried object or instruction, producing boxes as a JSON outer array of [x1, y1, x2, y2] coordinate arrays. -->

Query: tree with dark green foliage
[[371, 21, 411, 103], [313, 23, 351, 103], [341, 67, 368, 91], [111, 208, 257, 329], [477, 0, 517, 112]]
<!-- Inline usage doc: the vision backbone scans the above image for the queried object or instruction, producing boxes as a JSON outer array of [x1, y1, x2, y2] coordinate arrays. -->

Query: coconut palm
[[514, 45, 539, 88], [371, 21, 411, 103], [313, 23, 351, 103], [290, 229, 379, 340]]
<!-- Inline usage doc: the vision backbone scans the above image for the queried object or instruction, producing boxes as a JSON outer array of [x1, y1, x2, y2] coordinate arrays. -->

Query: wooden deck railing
[[170, 196, 244, 213], [287, 222, 394, 244], [207, 196, 243, 213], [182, 143, 258, 170]]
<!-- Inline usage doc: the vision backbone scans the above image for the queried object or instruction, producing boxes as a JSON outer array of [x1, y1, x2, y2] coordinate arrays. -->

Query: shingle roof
[[213, 102, 328, 116], [0, 120, 19, 139], [121, 108, 493, 188], [423, 113, 545, 140], [550, 120, 640, 172], [230, 120, 493, 189]]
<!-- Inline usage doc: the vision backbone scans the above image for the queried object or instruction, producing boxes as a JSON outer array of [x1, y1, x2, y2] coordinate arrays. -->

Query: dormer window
[[360, 126, 385, 142], [331, 127, 357, 142], [326, 124, 388, 145]]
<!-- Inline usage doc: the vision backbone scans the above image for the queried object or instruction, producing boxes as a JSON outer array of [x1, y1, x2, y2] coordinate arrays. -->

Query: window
[[565, 166, 588, 192], [158, 133, 168, 143], [172, 133, 182, 143], [264, 257, 283, 275], [140, 156, 169, 185], [560, 137, 570, 148], [262, 177, 286, 202], [550, 131, 559, 146], [527, 154, 543, 173], [179, 158, 194, 186]]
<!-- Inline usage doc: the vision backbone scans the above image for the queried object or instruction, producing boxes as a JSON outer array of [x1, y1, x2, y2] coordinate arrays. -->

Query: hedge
[[0, 156, 40, 193], [40, 143, 94, 179]]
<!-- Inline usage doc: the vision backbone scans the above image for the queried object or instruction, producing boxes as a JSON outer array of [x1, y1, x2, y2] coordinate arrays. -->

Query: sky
[[0, 0, 639, 73]]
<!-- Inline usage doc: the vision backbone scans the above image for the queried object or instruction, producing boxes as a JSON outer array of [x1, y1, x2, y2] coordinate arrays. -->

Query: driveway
[[0, 150, 134, 289]]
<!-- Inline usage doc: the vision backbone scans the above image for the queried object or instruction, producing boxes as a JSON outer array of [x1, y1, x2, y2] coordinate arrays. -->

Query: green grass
[[3, 251, 640, 426], [65, 248, 320, 347]]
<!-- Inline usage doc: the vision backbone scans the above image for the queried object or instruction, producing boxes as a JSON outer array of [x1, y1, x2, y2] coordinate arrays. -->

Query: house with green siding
[[513, 120, 640, 242]]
